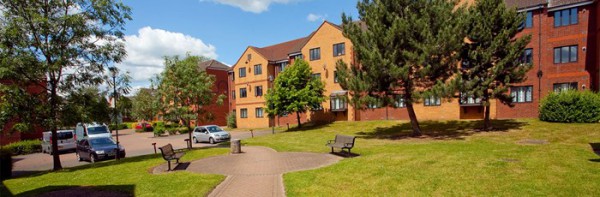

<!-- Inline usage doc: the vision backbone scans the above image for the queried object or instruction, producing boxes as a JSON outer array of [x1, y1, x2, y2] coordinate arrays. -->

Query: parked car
[[192, 125, 231, 144], [41, 130, 76, 155], [76, 136, 125, 163], [75, 122, 112, 141], [135, 122, 153, 131]]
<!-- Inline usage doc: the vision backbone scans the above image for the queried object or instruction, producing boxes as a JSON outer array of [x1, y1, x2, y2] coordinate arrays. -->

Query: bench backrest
[[159, 144, 175, 158], [335, 135, 356, 147]]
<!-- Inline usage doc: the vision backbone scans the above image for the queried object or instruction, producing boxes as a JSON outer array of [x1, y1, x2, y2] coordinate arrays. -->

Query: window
[[309, 48, 321, 61], [312, 73, 321, 80], [511, 86, 533, 103], [520, 48, 533, 64], [553, 82, 578, 93], [525, 11, 533, 28], [231, 90, 236, 100], [247, 54, 252, 61], [554, 45, 577, 63], [554, 8, 578, 27], [460, 93, 482, 105], [240, 108, 248, 118], [240, 88, 247, 98], [254, 64, 262, 75], [333, 43, 345, 57], [424, 96, 441, 106], [280, 62, 288, 72], [334, 71, 339, 83], [239, 68, 246, 78], [255, 86, 263, 96], [255, 108, 263, 118], [394, 95, 406, 108], [330, 97, 347, 111]]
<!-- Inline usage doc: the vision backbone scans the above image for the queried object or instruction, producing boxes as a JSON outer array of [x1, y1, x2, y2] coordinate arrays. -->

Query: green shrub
[[3, 140, 42, 155], [539, 90, 600, 123], [0, 148, 11, 180], [227, 112, 236, 128], [152, 121, 165, 128], [109, 123, 128, 130], [167, 128, 177, 135], [177, 127, 190, 134], [153, 127, 165, 137]]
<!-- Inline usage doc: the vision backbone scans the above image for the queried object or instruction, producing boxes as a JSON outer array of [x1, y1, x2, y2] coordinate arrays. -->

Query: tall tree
[[460, 0, 532, 130], [155, 54, 224, 148], [0, 0, 131, 170], [265, 59, 325, 128], [337, 0, 466, 136], [131, 88, 159, 122], [60, 86, 111, 126], [106, 67, 131, 125]]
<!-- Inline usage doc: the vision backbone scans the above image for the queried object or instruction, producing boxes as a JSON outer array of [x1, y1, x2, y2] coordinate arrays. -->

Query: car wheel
[[90, 154, 96, 163], [193, 137, 198, 143], [76, 153, 82, 162], [209, 138, 215, 144]]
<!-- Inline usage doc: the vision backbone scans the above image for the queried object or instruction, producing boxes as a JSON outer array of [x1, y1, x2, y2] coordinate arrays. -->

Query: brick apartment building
[[195, 60, 231, 126], [0, 80, 45, 145], [229, 0, 600, 129]]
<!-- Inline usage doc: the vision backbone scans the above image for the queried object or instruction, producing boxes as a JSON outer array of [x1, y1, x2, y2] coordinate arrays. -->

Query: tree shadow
[[286, 121, 334, 132], [356, 119, 527, 140], [589, 159, 600, 162], [12, 185, 135, 197]]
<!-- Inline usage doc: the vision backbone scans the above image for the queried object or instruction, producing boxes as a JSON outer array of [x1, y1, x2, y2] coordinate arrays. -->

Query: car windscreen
[[57, 132, 73, 140], [87, 126, 108, 135], [207, 126, 223, 133], [89, 137, 115, 146]]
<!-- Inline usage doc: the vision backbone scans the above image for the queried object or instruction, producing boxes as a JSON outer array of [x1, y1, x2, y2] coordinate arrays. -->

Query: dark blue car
[[76, 137, 125, 163]]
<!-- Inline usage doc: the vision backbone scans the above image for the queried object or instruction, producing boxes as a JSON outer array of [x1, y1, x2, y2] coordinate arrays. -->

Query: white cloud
[[307, 13, 326, 22], [201, 0, 302, 13], [116, 26, 218, 83]]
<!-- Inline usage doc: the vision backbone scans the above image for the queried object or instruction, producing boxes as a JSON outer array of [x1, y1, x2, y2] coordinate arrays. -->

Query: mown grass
[[1, 147, 229, 196], [243, 119, 600, 196]]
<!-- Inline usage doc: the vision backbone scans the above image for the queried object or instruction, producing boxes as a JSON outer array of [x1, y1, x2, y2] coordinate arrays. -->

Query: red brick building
[[0, 80, 45, 145], [195, 60, 231, 126]]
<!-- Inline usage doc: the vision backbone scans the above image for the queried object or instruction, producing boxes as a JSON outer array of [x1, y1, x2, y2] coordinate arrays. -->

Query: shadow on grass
[[286, 121, 334, 132], [13, 184, 135, 197], [357, 119, 527, 140], [330, 151, 360, 158], [589, 159, 600, 162]]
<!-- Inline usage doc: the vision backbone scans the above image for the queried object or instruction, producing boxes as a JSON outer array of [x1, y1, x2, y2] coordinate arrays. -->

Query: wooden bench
[[158, 144, 186, 171], [590, 143, 600, 156], [326, 135, 356, 156]]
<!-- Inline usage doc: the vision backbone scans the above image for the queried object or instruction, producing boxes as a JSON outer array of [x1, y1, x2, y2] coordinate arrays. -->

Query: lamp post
[[111, 67, 120, 160]]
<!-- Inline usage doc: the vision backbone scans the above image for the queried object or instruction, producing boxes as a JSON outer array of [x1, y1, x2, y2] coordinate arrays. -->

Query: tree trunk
[[296, 111, 302, 128], [405, 102, 422, 136], [483, 104, 491, 131], [185, 118, 192, 149], [50, 85, 62, 170]]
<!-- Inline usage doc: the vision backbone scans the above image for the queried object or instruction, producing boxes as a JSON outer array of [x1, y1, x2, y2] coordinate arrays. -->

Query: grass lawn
[[243, 119, 600, 196], [1, 147, 229, 196], [2, 119, 599, 196]]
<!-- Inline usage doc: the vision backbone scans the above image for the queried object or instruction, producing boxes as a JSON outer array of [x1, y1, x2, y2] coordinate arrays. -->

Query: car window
[[207, 126, 223, 133], [87, 126, 108, 135], [57, 132, 73, 140], [89, 138, 116, 146], [201, 128, 208, 133]]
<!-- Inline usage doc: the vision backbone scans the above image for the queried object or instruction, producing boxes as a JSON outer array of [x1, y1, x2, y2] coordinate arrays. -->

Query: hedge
[[539, 90, 600, 123], [3, 140, 42, 155], [109, 123, 129, 130]]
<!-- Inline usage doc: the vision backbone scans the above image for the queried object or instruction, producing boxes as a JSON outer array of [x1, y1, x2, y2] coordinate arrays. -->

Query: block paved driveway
[[11, 128, 274, 177]]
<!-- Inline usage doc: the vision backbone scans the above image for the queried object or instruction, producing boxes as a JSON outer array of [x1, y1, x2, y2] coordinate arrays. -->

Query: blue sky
[[118, 0, 358, 91]]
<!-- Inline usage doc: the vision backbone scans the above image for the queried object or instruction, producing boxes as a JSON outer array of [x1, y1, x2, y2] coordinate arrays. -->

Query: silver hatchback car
[[192, 125, 231, 144]]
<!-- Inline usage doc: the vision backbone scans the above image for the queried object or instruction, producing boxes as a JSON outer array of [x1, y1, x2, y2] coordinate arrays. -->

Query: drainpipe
[[537, 8, 543, 100]]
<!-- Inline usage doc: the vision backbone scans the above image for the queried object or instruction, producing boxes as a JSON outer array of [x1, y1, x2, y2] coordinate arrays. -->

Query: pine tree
[[460, 0, 532, 130], [337, 0, 466, 136], [265, 59, 325, 128]]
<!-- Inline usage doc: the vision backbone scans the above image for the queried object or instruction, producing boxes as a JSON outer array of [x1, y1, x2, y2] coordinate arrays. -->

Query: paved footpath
[[154, 146, 342, 197]]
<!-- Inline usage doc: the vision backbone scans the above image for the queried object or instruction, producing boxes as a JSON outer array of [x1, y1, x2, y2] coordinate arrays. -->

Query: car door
[[78, 140, 90, 160], [200, 128, 209, 142], [193, 127, 201, 141]]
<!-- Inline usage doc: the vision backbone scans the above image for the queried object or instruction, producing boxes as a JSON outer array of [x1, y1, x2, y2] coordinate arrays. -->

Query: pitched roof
[[547, 0, 594, 8], [198, 59, 231, 71], [504, 0, 547, 9], [252, 36, 310, 61]]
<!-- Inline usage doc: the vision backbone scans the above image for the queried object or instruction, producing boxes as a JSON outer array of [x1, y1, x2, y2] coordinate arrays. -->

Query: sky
[[117, 0, 359, 92]]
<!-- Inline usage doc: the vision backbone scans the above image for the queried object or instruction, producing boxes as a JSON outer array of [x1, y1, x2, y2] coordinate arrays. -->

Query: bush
[[152, 121, 165, 128], [540, 90, 600, 123], [3, 140, 42, 155], [227, 112, 236, 128], [109, 123, 128, 130], [0, 148, 11, 180], [153, 127, 165, 137], [177, 127, 190, 134], [167, 128, 177, 135]]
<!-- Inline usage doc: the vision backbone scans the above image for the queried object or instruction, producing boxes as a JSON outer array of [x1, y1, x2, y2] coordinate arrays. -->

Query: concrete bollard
[[230, 139, 241, 154]]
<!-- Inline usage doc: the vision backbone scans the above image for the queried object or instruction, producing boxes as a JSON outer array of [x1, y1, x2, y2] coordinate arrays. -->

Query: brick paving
[[153, 146, 342, 197]]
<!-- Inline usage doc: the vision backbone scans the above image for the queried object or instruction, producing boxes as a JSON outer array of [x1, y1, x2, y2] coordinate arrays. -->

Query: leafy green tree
[[60, 86, 111, 126], [131, 88, 159, 121], [0, 0, 131, 170], [265, 59, 325, 128], [337, 0, 466, 136], [106, 67, 131, 126], [155, 54, 224, 148], [460, 0, 532, 130]]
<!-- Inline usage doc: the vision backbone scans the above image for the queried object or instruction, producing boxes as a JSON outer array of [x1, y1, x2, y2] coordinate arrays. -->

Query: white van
[[75, 123, 112, 141], [41, 130, 76, 154]]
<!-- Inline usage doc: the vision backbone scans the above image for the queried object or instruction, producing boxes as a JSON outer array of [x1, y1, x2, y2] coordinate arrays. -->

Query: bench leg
[[348, 149, 351, 157], [331, 147, 334, 153], [176, 158, 179, 164], [167, 161, 171, 171]]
